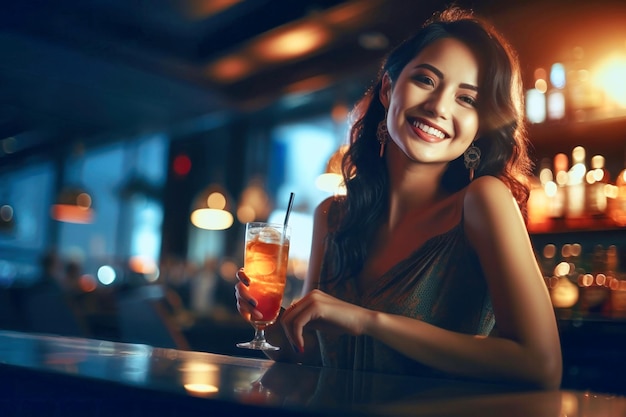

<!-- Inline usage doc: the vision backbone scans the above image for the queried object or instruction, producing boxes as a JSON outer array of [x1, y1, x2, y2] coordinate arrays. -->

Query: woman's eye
[[413, 75, 434, 86], [459, 96, 477, 107]]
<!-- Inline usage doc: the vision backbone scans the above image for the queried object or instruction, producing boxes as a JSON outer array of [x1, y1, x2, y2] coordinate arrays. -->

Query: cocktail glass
[[237, 222, 290, 351]]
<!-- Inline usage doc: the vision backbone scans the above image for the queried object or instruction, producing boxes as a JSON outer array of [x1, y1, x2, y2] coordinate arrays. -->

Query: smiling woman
[[234, 5, 562, 390]]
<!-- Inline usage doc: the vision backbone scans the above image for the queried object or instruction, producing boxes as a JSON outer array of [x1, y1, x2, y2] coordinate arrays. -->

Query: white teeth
[[414, 122, 445, 139]]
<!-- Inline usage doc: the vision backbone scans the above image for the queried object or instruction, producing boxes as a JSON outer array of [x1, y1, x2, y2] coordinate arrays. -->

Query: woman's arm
[[364, 176, 562, 388], [281, 177, 562, 389]]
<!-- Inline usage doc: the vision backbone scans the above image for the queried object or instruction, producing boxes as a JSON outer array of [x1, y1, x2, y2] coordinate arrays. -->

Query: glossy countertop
[[0, 330, 624, 417]]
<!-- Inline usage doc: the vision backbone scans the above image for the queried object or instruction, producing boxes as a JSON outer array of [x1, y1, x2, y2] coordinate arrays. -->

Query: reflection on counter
[[2, 330, 626, 417]]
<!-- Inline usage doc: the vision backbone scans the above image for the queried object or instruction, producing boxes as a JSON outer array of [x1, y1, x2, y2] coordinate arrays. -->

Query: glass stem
[[253, 328, 267, 343]]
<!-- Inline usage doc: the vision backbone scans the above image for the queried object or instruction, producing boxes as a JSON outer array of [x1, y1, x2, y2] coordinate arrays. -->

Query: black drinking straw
[[283, 192, 295, 228]]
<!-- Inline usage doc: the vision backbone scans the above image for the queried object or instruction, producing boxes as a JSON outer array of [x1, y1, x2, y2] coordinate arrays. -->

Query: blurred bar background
[[1, 0, 626, 393]]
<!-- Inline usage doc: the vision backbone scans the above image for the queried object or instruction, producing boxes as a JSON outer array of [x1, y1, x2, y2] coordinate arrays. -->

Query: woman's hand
[[234, 268, 263, 321], [281, 289, 373, 353]]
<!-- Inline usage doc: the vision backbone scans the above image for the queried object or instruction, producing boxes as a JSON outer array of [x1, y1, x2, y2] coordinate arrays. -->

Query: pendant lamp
[[190, 184, 234, 230]]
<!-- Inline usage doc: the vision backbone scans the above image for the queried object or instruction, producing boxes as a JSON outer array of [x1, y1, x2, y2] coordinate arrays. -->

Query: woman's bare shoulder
[[464, 175, 516, 209], [462, 175, 524, 232]]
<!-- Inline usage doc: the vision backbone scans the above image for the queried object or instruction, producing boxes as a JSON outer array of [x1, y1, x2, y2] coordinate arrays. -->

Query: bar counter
[[0, 330, 624, 417]]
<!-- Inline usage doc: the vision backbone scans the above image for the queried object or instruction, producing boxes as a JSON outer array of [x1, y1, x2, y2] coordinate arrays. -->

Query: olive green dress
[[317, 204, 495, 377]]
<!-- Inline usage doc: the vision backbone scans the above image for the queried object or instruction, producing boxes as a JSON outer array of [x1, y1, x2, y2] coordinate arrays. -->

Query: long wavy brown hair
[[323, 6, 533, 283]]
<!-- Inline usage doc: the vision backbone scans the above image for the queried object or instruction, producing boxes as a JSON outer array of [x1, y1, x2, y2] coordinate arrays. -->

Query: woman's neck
[[385, 152, 450, 230]]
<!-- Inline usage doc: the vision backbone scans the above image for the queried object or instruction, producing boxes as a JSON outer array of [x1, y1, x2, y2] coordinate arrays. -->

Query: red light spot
[[173, 154, 192, 176]]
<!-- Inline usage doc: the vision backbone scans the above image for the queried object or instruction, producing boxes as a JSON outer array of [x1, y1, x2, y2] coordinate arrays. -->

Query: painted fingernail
[[248, 299, 257, 307]]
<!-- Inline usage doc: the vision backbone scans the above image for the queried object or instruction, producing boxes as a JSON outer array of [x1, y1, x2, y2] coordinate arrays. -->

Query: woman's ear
[[379, 73, 392, 109]]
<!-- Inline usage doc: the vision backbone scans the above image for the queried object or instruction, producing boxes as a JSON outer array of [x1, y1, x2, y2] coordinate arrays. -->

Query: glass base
[[236, 340, 280, 351]]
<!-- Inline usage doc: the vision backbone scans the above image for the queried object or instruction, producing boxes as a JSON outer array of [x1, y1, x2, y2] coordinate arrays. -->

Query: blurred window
[[57, 134, 167, 277], [0, 163, 55, 285], [268, 114, 348, 261]]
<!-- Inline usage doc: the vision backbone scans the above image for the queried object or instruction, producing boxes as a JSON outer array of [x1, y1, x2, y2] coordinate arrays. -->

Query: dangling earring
[[463, 142, 481, 181], [376, 119, 389, 158]]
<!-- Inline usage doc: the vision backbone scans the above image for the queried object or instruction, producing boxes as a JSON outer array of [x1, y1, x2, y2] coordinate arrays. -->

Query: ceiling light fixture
[[253, 23, 330, 62], [190, 184, 234, 230]]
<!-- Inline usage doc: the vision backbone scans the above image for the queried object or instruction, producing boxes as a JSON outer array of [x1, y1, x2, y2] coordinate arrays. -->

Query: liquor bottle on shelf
[[566, 146, 586, 219], [527, 162, 551, 231], [585, 154, 609, 217], [550, 152, 568, 219]]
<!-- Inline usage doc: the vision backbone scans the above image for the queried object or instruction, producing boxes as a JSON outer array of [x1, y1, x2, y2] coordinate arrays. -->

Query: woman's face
[[381, 37, 480, 165]]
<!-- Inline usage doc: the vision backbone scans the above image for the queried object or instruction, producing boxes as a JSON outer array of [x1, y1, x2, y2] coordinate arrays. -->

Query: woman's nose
[[423, 90, 451, 119]]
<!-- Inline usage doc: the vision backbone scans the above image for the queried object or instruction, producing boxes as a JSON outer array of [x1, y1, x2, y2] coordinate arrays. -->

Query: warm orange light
[[551, 276, 579, 309], [129, 256, 158, 275], [535, 79, 548, 93], [78, 274, 98, 292], [331, 102, 349, 122], [51, 186, 94, 224], [253, 23, 330, 62], [316, 145, 348, 195], [191, 209, 233, 230], [219, 259, 239, 282], [543, 244, 557, 259], [206, 192, 226, 210], [554, 262, 571, 277], [50, 204, 94, 224], [534, 68, 547, 81], [207, 55, 253, 83], [593, 53, 626, 108], [236, 205, 255, 224], [191, 185, 234, 230], [579, 274, 594, 287], [325, 0, 376, 28], [284, 75, 332, 94], [554, 153, 569, 173], [178, 0, 241, 19], [180, 362, 220, 397]]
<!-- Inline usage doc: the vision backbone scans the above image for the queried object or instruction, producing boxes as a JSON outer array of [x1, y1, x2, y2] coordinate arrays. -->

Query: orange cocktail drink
[[244, 222, 290, 326]]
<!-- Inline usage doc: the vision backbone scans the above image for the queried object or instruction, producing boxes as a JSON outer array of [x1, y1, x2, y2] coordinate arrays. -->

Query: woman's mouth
[[408, 118, 449, 142], [413, 121, 445, 139]]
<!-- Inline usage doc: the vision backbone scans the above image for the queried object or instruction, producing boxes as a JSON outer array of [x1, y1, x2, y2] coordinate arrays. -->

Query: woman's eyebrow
[[415, 63, 443, 79], [415, 63, 478, 91]]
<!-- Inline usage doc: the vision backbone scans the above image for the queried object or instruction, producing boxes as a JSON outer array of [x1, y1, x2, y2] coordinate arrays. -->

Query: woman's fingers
[[281, 305, 306, 353], [236, 268, 250, 286], [235, 281, 263, 320], [281, 295, 323, 352], [280, 290, 367, 352]]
